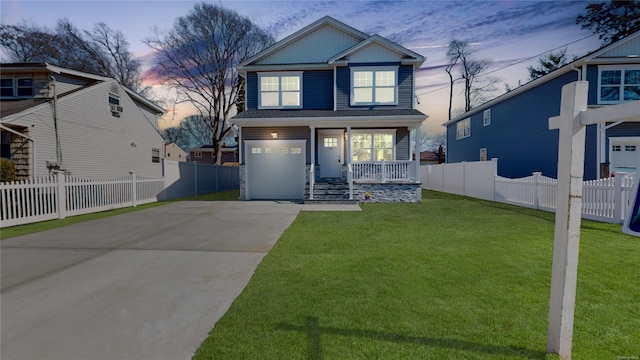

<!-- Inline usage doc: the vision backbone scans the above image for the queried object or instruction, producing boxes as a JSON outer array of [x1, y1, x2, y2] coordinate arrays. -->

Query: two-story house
[[1, 63, 165, 179], [444, 31, 640, 180], [232, 16, 426, 202]]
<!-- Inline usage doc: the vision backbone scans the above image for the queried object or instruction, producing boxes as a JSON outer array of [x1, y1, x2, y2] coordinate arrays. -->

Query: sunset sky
[[1, 0, 604, 134]]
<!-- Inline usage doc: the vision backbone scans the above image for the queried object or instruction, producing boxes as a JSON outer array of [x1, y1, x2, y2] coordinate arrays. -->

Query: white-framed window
[[598, 65, 640, 104], [480, 148, 487, 161], [1, 78, 34, 97], [194, 152, 202, 158], [350, 67, 398, 105], [323, 137, 338, 148], [483, 109, 491, 126], [258, 72, 302, 109], [351, 129, 395, 162], [152, 148, 160, 163], [456, 118, 470, 140]]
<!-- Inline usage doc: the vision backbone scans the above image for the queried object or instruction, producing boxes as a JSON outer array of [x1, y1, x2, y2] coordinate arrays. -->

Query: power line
[[415, 33, 597, 97]]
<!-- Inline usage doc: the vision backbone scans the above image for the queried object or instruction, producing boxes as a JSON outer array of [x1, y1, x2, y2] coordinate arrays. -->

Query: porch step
[[304, 199, 358, 205], [306, 181, 351, 201]]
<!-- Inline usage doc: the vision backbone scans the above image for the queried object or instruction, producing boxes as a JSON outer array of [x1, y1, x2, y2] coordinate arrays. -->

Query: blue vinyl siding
[[586, 65, 599, 105], [584, 124, 597, 180], [303, 71, 333, 109], [447, 71, 584, 179], [396, 127, 410, 160], [244, 71, 333, 110], [336, 63, 413, 110]]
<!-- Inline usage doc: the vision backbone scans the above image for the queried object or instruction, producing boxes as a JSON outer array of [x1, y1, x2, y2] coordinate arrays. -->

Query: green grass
[[0, 190, 240, 240], [194, 190, 639, 360]]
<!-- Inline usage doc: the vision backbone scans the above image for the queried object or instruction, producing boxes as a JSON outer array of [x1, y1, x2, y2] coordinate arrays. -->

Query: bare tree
[[0, 19, 146, 93], [160, 126, 190, 151], [144, 3, 274, 164], [179, 115, 214, 148], [446, 39, 499, 113]]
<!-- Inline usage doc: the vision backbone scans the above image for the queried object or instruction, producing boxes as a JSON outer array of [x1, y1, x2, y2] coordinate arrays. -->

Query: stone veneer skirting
[[241, 164, 421, 203]]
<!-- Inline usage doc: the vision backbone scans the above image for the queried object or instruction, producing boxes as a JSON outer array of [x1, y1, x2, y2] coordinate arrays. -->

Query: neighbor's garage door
[[610, 137, 640, 173], [245, 140, 306, 200]]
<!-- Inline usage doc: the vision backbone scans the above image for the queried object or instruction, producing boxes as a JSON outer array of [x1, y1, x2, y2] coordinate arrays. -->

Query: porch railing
[[351, 160, 417, 183]]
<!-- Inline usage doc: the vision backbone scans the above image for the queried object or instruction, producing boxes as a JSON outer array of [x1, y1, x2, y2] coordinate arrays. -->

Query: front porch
[[307, 126, 422, 203]]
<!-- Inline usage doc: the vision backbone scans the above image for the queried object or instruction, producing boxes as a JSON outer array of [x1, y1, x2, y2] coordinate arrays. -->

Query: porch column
[[310, 126, 315, 200], [347, 126, 353, 200], [413, 125, 421, 183]]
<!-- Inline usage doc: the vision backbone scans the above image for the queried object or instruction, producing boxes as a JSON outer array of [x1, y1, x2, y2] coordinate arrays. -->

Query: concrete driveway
[[1, 201, 303, 360]]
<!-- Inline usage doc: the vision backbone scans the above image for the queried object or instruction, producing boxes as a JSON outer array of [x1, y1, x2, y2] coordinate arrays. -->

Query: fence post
[[130, 171, 137, 207], [533, 172, 542, 209], [613, 173, 626, 222], [462, 161, 466, 196], [55, 171, 66, 219], [492, 158, 498, 201], [194, 161, 198, 196]]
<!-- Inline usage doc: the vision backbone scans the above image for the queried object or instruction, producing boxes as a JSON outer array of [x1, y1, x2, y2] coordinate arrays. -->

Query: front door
[[318, 130, 344, 179]]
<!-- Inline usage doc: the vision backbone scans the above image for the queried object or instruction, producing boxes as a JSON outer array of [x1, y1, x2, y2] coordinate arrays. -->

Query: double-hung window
[[456, 118, 470, 140], [598, 65, 640, 104], [351, 67, 398, 105], [351, 130, 395, 162], [258, 72, 302, 108]]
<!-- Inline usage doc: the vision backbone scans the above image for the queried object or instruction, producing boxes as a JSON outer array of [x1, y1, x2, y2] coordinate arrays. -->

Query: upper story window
[[351, 130, 395, 162], [457, 118, 470, 140], [1, 78, 34, 97], [483, 109, 491, 126], [598, 66, 640, 104], [258, 72, 302, 109], [351, 67, 397, 105]]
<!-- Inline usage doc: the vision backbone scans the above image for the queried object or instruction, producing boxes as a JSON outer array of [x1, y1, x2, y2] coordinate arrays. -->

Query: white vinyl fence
[[1, 161, 240, 228], [421, 159, 635, 223], [1, 171, 163, 228]]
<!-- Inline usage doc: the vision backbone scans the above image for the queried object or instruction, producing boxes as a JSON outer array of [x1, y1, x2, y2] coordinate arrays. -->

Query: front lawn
[[194, 190, 638, 360]]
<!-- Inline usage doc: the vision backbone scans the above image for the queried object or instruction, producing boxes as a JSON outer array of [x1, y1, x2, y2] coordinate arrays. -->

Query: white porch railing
[[351, 160, 417, 183]]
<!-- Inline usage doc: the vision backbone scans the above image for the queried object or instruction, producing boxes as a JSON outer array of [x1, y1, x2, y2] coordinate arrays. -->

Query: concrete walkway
[[1, 201, 303, 360]]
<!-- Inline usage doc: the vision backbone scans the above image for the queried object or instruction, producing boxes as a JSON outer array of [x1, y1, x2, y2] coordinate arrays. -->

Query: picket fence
[[421, 160, 636, 223], [1, 161, 241, 228], [1, 172, 164, 228]]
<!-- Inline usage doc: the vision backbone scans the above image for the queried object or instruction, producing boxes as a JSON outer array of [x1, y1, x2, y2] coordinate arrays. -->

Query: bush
[[1, 159, 16, 182]]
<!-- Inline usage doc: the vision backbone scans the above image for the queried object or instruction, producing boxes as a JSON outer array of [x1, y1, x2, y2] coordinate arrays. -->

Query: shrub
[[1, 159, 16, 182]]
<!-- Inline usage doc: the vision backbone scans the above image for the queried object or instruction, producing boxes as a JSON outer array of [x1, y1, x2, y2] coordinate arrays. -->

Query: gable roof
[[328, 34, 425, 67], [0, 63, 164, 118], [444, 30, 640, 126], [238, 16, 424, 71]]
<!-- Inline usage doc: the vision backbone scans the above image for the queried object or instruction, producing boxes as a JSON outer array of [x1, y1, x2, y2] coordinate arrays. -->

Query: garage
[[245, 140, 306, 200], [609, 137, 640, 174]]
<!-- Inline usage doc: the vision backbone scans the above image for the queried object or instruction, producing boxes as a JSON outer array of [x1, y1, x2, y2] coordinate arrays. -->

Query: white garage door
[[610, 137, 640, 173], [245, 140, 306, 200]]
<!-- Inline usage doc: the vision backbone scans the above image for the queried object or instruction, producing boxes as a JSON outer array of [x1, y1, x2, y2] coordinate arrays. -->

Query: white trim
[[350, 66, 399, 106], [232, 114, 426, 128], [597, 65, 640, 104], [483, 109, 491, 126], [257, 72, 303, 109]]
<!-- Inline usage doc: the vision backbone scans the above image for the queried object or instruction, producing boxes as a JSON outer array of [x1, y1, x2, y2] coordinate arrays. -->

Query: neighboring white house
[[1, 63, 165, 179], [164, 142, 187, 162]]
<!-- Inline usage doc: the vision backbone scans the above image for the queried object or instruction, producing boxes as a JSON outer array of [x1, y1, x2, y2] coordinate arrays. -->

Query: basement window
[[152, 148, 160, 163]]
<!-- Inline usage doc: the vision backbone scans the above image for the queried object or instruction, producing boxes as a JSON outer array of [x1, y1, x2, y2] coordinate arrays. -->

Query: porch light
[[271, 132, 278, 139]]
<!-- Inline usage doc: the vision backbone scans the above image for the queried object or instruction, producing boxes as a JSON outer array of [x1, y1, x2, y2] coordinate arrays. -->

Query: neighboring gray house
[[443, 31, 640, 180], [1, 63, 165, 179], [232, 16, 426, 202]]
